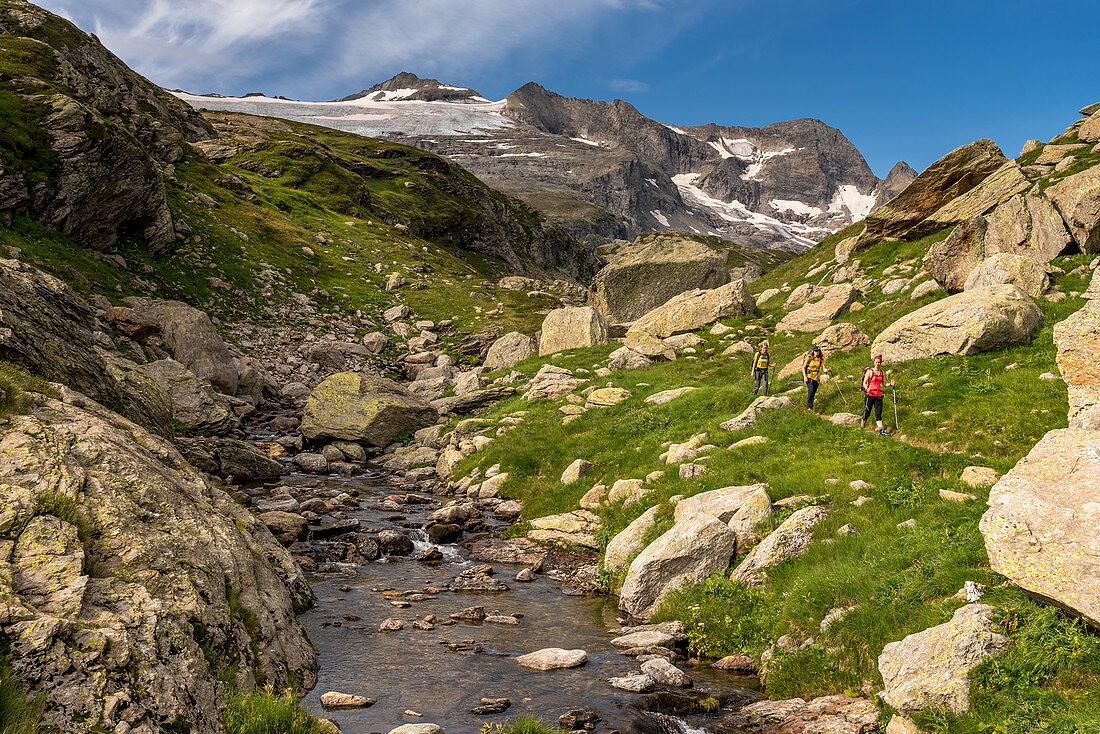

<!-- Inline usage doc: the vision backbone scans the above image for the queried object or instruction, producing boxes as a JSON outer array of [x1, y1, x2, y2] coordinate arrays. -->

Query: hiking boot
[[879, 429, 889, 436]]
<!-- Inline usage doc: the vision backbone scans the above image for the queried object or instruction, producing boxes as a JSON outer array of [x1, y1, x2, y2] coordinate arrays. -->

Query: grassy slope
[[448, 224, 1099, 732]]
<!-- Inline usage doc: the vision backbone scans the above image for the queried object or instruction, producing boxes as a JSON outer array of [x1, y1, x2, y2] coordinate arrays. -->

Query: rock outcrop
[[139, 358, 239, 436], [590, 233, 729, 323], [626, 279, 753, 340], [1053, 271, 1100, 429], [963, 252, 1050, 299], [124, 299, 240, 395], [981, 429, 1100, 627], [482, 331, 537, 371], [0, 258, 173, 437], [603, 506, 661, 574], [1046, 165, 1100, 253], [538, 307, 609, 356], [871, 285, 1044, 362], [730, 505, 827, 584], [618, 513, 738, 620], [300, 372, 438, 446], [855, 139, 1009, 250], [775, 283, 859, 333], [0, 1, 214, 254], [0, 387, 316, 733], [878, 604, 1007, 715]]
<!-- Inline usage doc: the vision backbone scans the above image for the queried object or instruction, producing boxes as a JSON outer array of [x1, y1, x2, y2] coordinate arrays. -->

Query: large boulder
[[528, 510, 601, 549], [175, 437, 283, 483], [1046, 165, 1100, 253], [0, 259, 172, 437], [924, 216, 989, 292], [590, 233, 729, 323], [0, 387, 316, 733], [300, 372, 438, 446], [855, 140, 1008, 250], [920, 160, 1030, 232], [981, 429, 1100, 627], [123, 299, 238, 395], [1054, 271, 1100, 429], [775, 284, 859, 333], [719, 395, 795, 432], [814, 322, 871, 354], [139, 359, 238, 436], [618, 513, 738, 620], [984, 188, 1073, 263], [538, 307, 608, 356], [626, 280, 754, 340], [963, 252, 1050, 299], [731, 506, 827, 584], [673, 484, 768, 524], [878, 604, 1008, 715], [871, 285, 1044, 362], [483, 331, 537, 370], [603, 506, 661, 574]]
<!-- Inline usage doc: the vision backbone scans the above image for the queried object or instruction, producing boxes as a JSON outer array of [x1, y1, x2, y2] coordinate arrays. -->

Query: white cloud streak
[[38, 0, 666, 95]]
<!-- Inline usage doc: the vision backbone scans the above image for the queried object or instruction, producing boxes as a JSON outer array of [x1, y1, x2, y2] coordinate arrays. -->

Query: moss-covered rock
[[300, 372, 438, 446]]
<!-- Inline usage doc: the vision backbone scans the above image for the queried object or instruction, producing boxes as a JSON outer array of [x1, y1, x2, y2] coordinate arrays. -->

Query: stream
[[249, 433, 760, 733]]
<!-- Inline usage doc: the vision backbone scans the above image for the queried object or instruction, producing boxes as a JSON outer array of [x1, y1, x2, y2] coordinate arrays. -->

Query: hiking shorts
[[863, 394, 883, 422]]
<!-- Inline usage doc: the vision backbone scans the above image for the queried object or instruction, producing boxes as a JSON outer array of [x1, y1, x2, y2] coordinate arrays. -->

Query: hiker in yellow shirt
[[802, 345, 830, 410], [750, 342, 772, 396]]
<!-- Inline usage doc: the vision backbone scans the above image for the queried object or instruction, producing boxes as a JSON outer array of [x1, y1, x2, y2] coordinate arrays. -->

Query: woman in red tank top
[[861, 355, 894, 435]]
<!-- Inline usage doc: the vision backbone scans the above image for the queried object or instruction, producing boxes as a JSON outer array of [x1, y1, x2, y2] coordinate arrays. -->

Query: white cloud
[[37, 0, 665, 95], [609, 78, 649, 93]]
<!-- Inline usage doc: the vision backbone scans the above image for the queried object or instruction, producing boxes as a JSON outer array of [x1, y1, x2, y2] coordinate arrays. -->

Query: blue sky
[[45, 0, 1100, 177]]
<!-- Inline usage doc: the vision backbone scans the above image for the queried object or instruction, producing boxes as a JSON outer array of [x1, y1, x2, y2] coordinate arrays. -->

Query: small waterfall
[[410, 528, 466, 563]]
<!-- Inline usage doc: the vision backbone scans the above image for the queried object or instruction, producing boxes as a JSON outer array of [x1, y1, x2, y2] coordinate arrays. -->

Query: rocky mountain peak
[[334, 71, 486, 103]]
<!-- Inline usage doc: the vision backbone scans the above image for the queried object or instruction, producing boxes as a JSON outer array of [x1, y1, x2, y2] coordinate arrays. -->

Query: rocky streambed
[[244, 424, 762, 734]]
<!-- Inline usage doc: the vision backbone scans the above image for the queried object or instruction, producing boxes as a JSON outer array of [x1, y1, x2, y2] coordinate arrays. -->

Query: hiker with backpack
[[802, 345, 830, 410], [750, 342, 772, 396], [861, 355, 895, 436]]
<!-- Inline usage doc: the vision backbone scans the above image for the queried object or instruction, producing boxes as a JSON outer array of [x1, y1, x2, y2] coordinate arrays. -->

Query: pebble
[[379, 619, 404, 631]]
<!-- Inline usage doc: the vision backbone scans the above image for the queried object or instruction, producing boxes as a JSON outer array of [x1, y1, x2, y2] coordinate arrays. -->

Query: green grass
[[0, 664, 43, 734], [0, 362, 56, 418], [222, 686, 323, 734], [479, 714, 556, 734]]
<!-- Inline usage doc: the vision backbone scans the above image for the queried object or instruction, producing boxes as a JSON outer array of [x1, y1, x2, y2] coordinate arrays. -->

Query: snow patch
[[499, 152, 547, 157], [645, 178, 660, 188], [651, 209, 670, 227], [770, 199, 823, 217], [662, 123, 688, 135], [570, 136, 604, 147], [827, 185, 877, 222], [367, 88, 419, 101]]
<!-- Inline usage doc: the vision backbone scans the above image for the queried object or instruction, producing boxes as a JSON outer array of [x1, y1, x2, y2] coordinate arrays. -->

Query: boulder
[[139, 358, 238, 436], [539, 307, 608, 356], [673, 484, 768, 524], [921, 160, 1030, 232], [878, 604, 1008, 715], [516, 648, 588, 671], [1080, 108, 1100, 143], [0, 259, 173, 437], [619, 513, 738, 620], [561, 459, 592, 485], [586, 387, 631, 407], [719, 395, 795, 432], [483, 332, 537, 371], [590, 233, 730, 323], [609, 479, 647, 505], [528, 510, 601, 549], [981, 429, 1100, 627], [645, 387, 698, 405], [814, 323, 871, 354], [855, 139, 1008, 250], [320, 691, 375, 710], [960, 466, 1002, 488], [871, 285, 1044, 362], [984, 190, 1074, 263], [1054, 272, 1100, 429], [963, 252, 1050, 299], [608, 346, 653, 371], [1022, 187, 1075, 261], [1046, 164, 1100, 253], [722, 695, 879, 733], [300, 372, 438, 446], [626, 280, 754, 340], [609, 674, 656, 693], [176, 436, 283, 483], [609, 630, 679, 649], [731, 506, 828, 584], [622, 331, 677, 361], [524, 364, 586, 401], [260, 511, 309, 544], [125, 298, 239, 394], [924, 216, 988, 292], [0, 388, 316, 732], [775, 284, 859, 333], [604, 506, 661, 574], [388, 726, 444, 734], [909, 280, 942, 300], [783, 283, 820, 311], [361, 331, 390, 354], [641, 658, 692, 688]]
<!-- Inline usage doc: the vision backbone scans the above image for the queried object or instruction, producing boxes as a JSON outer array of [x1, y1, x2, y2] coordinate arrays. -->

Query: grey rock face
[[0, 388, 316, 733], [878, 604, 1007, 715], [139, 359, 239, 436]]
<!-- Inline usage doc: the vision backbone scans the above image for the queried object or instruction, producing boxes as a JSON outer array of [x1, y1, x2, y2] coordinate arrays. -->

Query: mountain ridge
[[174, 73, 916, 252]]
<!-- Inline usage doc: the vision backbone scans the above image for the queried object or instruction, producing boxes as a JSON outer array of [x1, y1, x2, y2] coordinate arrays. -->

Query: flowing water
[[256, 468, 759, 733]]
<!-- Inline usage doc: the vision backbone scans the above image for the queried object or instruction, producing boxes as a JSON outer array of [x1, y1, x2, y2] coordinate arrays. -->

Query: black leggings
[[863, 395, 883, 422]]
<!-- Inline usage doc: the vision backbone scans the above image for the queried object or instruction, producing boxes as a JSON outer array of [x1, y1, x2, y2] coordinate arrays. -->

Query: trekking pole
[[833, 375, 849, 407], [892, 387, 899, 431]]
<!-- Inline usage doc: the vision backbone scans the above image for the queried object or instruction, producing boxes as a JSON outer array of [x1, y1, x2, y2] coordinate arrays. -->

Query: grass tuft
[[222, 686, 322, 734]]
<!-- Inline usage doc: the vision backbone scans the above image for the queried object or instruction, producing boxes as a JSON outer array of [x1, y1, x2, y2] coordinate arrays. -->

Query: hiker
[[802, 345, 830, 410], [861, 355, 895, 435], [750, 342, 772, 396]]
